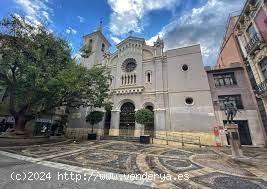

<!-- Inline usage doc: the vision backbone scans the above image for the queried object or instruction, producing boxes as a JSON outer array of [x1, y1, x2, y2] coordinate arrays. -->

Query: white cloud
[[110, 36, 122, 44], [146, 32, 164, 46], [65, 27, 77, 35], [72, 52, 81, 59], [72, 52, 82, 64], [14, 0, 53, 25], [77, 16, 85, 23], [107, 0, 179, 36], [147, 0, 243, 65], [108, 0, 243, 65]]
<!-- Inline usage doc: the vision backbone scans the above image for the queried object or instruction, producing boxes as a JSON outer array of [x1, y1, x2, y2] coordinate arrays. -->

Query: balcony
[[254, 79, 267, 96], [245, 33, 261, 54]]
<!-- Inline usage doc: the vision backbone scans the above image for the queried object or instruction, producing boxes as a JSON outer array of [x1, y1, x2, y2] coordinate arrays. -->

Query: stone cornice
[[154, 108, 166, 111], [112, 86, 145, 95]]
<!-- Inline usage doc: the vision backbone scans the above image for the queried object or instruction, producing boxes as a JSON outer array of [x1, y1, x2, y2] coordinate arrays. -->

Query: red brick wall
[[255, 7, 267, 43], [217, 34, 243, 68], [216, 17, 243, 68]]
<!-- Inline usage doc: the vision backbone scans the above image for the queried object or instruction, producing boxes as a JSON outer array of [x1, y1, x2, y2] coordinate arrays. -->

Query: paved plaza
[[0, 140, 267, 188]]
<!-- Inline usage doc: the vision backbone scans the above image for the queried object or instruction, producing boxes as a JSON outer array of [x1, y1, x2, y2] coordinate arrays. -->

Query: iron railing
[[245, 33, 261, 54], [65, 128, 201, 147], [254, 79, 267, 96], [152, 132, 201, 147]]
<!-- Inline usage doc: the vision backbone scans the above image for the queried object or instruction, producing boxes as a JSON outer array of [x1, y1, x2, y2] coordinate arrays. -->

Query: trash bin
[[87, 133, 97, 140], [140, 135, 150, 144]]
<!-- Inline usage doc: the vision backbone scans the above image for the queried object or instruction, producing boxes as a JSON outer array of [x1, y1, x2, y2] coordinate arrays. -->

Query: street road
[[0, 153, 151, 189]]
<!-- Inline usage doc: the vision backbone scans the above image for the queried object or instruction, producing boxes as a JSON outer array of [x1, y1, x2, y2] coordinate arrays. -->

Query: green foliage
[[135, 108, 154, 125], [86, 111, 104, 125], [104, 102, 113, 112], [81, 66, 111, 108], [0, 102, 8, 114], [0, 15, 110, 130], [86, 111, 104, 133], [80, 44, 92, 58]]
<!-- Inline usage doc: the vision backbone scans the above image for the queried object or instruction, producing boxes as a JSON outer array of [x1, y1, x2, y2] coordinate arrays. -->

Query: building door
[[144, 105, 154, 137], [120, 102, 135, 136], [223, 120, 252, 145]]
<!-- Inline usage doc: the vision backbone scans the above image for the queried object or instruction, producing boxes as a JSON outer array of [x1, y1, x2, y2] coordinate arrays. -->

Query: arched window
[[88, 39, 93, 49], [101, 43, 105, 52], [145, 105, 153, 112], [131, 75, 133, 84], [134, 75, 136, 84], [147, 73, 151, 83], [146, 71, 152, 83], [121, 76, 124, 85]]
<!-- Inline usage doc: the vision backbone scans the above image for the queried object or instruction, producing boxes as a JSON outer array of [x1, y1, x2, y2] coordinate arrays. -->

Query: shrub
[[135, 109, 154, 126]]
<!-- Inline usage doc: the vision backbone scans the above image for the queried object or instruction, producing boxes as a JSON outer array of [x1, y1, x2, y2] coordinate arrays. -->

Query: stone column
[[109, 110, 120, 136], [154, 109, 166, 137], [225, 124, 243, 158]]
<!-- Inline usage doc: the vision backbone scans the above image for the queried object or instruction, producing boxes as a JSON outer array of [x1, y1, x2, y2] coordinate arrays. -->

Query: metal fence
[[65, 129, 90, 141], [153, 132, 201, 147], [119, 128, 135, 136], [65, 128, 202, 147]]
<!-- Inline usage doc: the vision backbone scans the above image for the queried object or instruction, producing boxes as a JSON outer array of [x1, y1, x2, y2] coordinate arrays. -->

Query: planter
[[140, 135, 150, 144], [87, 133, 97, 140]]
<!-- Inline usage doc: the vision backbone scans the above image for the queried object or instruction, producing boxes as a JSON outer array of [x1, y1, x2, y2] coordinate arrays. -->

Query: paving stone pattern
[[2, 141, 267, 189]]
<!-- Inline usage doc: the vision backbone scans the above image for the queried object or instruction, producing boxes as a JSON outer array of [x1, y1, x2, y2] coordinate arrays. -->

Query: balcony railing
[[245, 33, 261, 54], [254, 79, 267, 96]]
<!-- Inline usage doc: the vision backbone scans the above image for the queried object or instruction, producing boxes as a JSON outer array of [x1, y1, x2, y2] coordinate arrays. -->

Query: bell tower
[[154, 36, 164, 56], [81, 22, 111, 69]]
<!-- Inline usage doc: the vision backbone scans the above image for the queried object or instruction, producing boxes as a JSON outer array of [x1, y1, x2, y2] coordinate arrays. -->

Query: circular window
[[182, 64, 189, 71], [126, 61, 136, 72], [122, 58, 137, 72], [185, 97, 194, 105]]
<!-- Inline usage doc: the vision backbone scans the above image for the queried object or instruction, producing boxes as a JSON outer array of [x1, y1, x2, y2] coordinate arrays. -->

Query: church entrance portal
[[119, 102, 135, 136], [144, 105, 154, 137]]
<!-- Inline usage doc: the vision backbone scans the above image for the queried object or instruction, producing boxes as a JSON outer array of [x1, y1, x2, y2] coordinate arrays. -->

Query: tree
[[86, 111, 104, 133], [80, 44, 92, 59], [104, 102, 113, 112], [135, 108, 154, 126], [0, 15, 110, 135]]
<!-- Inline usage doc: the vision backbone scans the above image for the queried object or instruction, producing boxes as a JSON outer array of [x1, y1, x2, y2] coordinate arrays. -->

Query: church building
[[68, 28, 217, 145]]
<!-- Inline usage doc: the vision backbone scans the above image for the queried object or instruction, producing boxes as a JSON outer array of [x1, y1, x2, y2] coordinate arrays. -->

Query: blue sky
[[0, 0, 244, 65]]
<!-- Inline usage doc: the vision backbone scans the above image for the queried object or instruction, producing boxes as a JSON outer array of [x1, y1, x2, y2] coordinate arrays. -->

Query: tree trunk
[[14, 113, 27, 135], [91, 124, 94, 134]]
